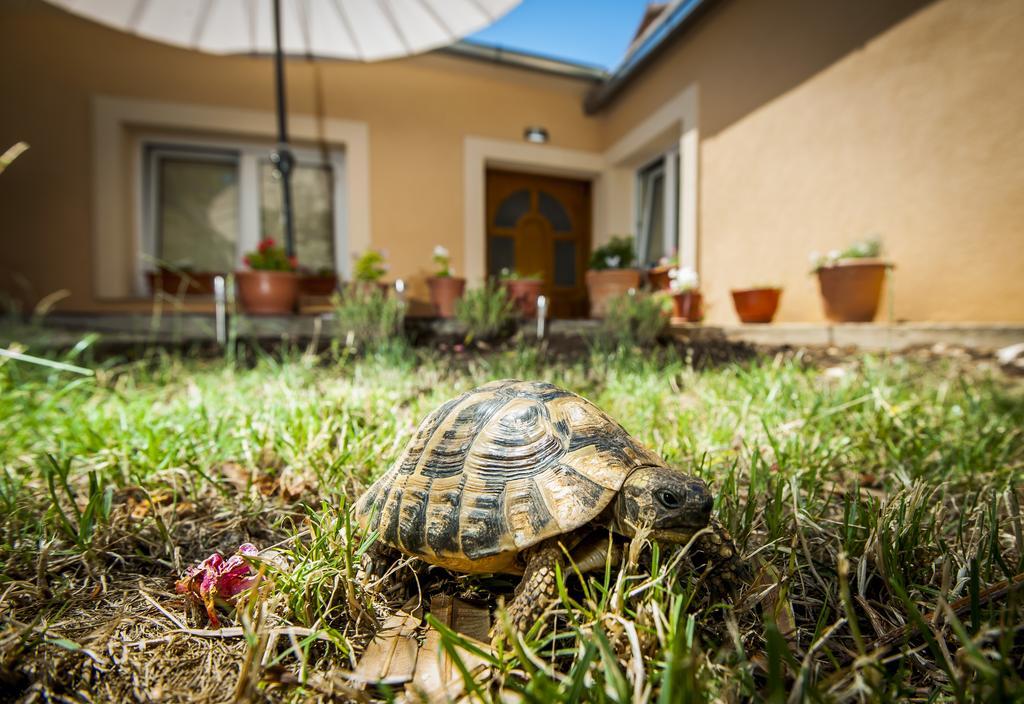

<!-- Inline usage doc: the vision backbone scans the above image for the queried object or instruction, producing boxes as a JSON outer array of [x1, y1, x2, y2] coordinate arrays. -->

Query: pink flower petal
[[176, 544, 262, 624], [215, 552, 258, 597]]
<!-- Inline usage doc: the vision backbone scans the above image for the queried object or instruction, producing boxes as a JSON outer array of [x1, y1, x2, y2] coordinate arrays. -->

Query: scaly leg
[[359, 540, 402, 585], [690, 517, 750, 597], [497, 539, 564, 637]]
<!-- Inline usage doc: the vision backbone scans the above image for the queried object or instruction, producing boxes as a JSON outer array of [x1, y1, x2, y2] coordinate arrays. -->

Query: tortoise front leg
[[359, 540, 403, 585], [690, 517, 750, 596], [498, 539, 564, 637]]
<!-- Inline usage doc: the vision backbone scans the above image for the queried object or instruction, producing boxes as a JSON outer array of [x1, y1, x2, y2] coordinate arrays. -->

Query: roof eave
[[584, 0, 719, 114], [438, 40, 608, 83]]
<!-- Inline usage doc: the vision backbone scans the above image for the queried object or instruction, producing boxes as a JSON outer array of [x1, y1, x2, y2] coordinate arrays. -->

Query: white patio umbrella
[[46, 0, 520, 255]]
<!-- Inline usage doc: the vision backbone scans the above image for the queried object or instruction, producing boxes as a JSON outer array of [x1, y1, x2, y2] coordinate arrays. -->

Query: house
[[1, 0, 1022, 323]]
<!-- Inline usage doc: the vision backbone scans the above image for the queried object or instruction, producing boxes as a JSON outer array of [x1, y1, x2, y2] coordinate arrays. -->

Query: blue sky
[[469, 0, 653, 70]]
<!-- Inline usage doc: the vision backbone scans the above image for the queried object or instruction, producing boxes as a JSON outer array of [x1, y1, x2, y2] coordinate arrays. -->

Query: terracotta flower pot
[[816, 259, 890, 322], [585, 268, 643, 318], [647, 265, 673, 292], [503, 279, 544, 318], [428, 276, 466, 318], [299, 274, 338, 297], [731, 287, 782, 323], [147, 269, 219, 296], [671, 291, 703, 322], [235, 270, 298, 314]]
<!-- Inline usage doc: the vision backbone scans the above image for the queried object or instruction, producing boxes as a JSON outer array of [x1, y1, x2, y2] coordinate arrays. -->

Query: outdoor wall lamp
[[523, 126, 549, 144]]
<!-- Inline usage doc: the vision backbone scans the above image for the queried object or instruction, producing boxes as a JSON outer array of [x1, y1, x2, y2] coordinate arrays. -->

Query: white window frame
[[635, 146, 679, 266], [137, 134, 347, 295]]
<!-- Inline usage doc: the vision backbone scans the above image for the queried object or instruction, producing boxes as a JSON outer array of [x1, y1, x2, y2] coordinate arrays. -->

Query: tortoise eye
[[657, 490, 681, 509]]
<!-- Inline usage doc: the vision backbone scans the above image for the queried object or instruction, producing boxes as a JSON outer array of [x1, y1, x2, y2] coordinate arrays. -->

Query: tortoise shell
[[354, 379, 665, 574]]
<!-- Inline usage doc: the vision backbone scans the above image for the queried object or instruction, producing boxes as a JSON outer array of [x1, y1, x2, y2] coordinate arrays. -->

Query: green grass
[[0, 342, 1022, 702]]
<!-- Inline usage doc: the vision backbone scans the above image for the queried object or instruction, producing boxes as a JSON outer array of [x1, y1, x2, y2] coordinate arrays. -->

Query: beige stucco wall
[[2, 0, 1022, 322], [602, 0, 1024, 323], [0, 0, 602, 309]]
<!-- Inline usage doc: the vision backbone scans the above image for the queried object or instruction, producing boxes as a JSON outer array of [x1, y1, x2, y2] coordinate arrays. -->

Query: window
[[636, 149, 679, 267], [154, 149, 239, 272], [258, 162, 335, 269], [141, 139, 345, 288]]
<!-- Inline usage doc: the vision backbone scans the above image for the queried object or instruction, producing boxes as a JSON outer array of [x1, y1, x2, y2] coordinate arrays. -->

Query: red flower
[[175, 543, 260, 627], [242, 255, 251, 267], [258, 238, 276, 253], [288, 256, 298, 270]]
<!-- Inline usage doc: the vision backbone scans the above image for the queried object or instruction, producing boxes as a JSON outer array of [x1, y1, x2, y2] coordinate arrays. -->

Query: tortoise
[[355, 379, 743, 633]]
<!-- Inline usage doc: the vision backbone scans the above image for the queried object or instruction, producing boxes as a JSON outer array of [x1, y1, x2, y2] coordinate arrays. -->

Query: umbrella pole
[[271, 0, 296, 258]]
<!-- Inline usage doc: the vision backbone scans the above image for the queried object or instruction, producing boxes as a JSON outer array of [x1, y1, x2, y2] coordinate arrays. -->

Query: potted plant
[[810, 237, 892, 322], [647, 254, 677, 292], [427, 245, 465, 318], [731, 284, 782, 323], [499, 268, 544, 318], [352, 249, 390, 294], [236, 238, 298, 314], [147, 263, 219, 296], [668, 266, 702, 322], [298, 266, 339, 297], [585, 235, 643, 317]]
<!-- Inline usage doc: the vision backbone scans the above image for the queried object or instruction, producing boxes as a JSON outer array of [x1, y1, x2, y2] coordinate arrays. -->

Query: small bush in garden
[[588, 235, 636, 270], [599, 291, 670, 347], [332, 285, 404, 352], [455, 284, 516, 343], [353, 249, 388, 282], [498, 268, 542, 282]]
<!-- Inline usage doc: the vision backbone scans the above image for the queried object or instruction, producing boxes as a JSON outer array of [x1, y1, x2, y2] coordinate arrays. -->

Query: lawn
[[1, 342, 1022, 702]]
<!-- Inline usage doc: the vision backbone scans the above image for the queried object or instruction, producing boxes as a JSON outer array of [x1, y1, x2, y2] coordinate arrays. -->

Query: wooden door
[[486, 170, 591, 318]]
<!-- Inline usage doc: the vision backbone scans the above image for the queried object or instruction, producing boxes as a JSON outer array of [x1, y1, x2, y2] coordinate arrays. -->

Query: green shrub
[[353, 250, 388, 282], [599, 291, 671, 348], [332, 285, 404, 352], [455, 284, 516, 343], [589, 235, 636, 271], [498, 268, 542, 282]]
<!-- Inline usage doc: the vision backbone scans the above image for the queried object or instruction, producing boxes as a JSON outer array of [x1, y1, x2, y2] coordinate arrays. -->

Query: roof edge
[[584, 0, 718, 114], [437, 40, 608, 83]]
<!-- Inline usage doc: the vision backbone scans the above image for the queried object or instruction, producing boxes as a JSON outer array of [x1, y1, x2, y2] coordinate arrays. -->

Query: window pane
[[260, 162, 335, 271], [554, 239, 576, 287], [644, 172, 665, 265], [538, 191, 571, 232], [488, 235, 515, 276], [494, 189, 530, 228], [158, 157, 238, 271]]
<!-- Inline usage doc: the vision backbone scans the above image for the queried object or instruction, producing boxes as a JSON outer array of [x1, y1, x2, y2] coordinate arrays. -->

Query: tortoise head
[[612, 466, 713, 542]]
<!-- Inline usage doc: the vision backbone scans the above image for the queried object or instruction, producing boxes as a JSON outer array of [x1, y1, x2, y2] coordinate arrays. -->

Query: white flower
[[827, 249, 841, 261], [808, 251, 821, 266], [669, 266, 698, 292], [433, 245, 449, 259], [605, 255, 621, 268]]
